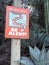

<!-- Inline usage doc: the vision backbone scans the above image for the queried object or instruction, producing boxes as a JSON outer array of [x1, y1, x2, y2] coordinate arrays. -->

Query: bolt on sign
[[5, 6, 29, 39]]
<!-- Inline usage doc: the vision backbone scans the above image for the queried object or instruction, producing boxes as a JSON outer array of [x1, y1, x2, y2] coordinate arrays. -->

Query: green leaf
[[46, 50, 49, 64], [39, 45, 47, 65], [29, 46, 40, 61], [29, 46, 40, 65], [19, 57, 34, 65]]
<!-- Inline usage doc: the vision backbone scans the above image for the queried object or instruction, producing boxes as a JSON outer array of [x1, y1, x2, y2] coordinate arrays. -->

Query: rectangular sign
[[5, 6, 29, 39]]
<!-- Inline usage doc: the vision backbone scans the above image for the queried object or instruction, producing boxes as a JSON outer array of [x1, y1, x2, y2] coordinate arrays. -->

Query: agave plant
[[19, 44, 49, 65]]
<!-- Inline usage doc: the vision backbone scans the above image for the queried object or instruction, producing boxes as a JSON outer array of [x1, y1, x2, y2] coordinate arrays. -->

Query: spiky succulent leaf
[[29, 46, 40, 65], [29, 46, 40, 61], [19, 57, 34, 65], [39, 45, 47, 65], [46, 50, 49, 64], [19, 45, 49, 65]]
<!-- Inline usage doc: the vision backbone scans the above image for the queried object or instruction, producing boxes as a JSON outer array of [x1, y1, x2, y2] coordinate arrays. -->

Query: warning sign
[[5, 6, 29, 39]]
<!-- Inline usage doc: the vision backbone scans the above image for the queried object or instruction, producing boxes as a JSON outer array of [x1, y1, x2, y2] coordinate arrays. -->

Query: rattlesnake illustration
[[12, 14, 26, 28]]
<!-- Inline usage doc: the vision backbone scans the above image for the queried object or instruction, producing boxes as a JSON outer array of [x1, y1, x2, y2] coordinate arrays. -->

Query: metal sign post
[[11, 0, 22, 65], [11, 39, 21, 65]]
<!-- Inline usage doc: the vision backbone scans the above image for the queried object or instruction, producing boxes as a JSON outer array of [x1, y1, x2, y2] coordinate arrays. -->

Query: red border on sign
[[5, 6, 29, 39]]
